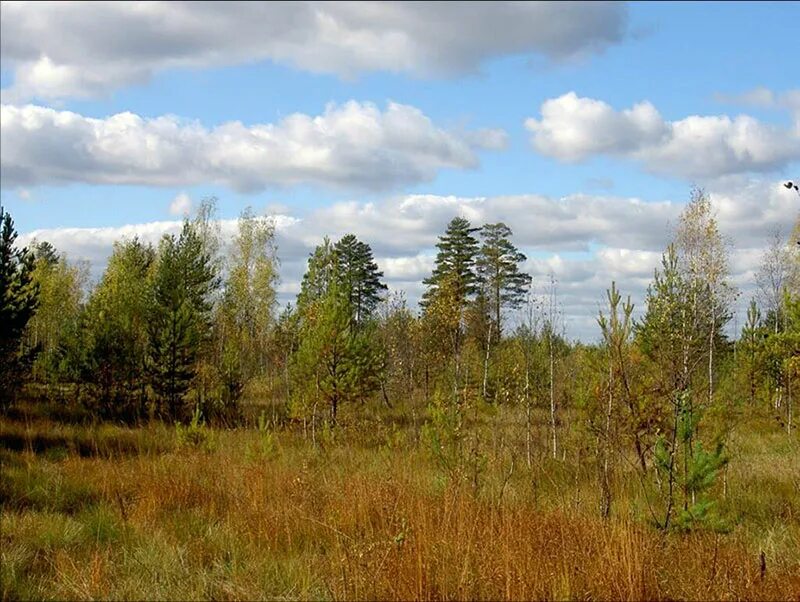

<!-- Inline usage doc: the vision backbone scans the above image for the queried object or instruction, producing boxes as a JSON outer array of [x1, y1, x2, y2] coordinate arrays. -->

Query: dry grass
[[1, 406, 799, 601]]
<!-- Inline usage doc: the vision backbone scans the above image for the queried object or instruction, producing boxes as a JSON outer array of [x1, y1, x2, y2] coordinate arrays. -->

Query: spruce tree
[[0, 206, 39, 407]]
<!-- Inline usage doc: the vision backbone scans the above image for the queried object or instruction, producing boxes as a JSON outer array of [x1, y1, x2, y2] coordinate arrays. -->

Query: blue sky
[[1, 1, 798, 338]]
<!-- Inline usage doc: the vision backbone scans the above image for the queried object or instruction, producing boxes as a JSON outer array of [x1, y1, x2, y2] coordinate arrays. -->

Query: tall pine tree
[[422, 217, 480, 311], [334, 234, 387, 328], [475, 222, 531, 336]]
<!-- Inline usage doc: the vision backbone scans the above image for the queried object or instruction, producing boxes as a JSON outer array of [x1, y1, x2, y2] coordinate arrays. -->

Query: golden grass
[[2, 408, 799, 601]]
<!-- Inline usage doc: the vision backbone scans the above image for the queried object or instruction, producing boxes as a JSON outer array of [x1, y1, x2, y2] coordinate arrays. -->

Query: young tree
[[84, 238, 155, 418], [149, 221, 220, 420], [0, 207, 39, 407], [292, 276, 382, 425], [376, 291, 418, 407], [544, 273, 563, 459], [516, 289, 545, 467], [674, 189, 735, 407], [334, 234, 387, 328], [422, 273, 470, 405], [217, 208, 279, 391], [24, 243, 88, 390], [594, 282, 635, 518], [639, 245, 727, 530]]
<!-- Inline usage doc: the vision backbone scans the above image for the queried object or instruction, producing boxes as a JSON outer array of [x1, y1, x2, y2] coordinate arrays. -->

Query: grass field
[[1, 402, 799, 601]]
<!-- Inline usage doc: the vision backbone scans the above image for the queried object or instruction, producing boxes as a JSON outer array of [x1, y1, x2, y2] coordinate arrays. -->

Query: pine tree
[[638, 245, 728, 530], [594, 281, 635, 518], [334, 234, 387, 328], [149, 221, 219, 420], [292, 276, 382, 425], [422, 217, 480, 311], [0, 206, 39, 407], [475, 222, 531, 336]]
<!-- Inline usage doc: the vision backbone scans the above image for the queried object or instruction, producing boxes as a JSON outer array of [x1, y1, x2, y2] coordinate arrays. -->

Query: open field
[[2, 404, 798, 601]]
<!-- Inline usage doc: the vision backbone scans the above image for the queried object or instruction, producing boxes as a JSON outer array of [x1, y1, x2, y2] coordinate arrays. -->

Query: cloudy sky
[[2, 1, 799, 340]]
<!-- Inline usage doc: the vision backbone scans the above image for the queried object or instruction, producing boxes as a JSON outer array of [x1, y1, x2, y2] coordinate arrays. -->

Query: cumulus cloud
[[0, 101, 502, 192], [1, 2, 628, 101], [525, 92, 800, 179], [18, 180, 797, 340]]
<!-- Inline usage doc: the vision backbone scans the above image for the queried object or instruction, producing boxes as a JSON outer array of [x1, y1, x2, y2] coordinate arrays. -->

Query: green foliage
[[421, 390, 463, 474], [652, 395, 729, 531], [218, 208, 279, 378], [475, 222, 531, 334], [0, 206, 39, 407], [422, 216, 480, 311], [334, 233, 387, 328], [672, 439, 730, 532], [292, 275, 384, 424], [24, 244, 86, 386], [83, 237, 155, 418], [149, 221, 220, 420], [297, 237, 338, 313], [175, 405, 214, 452]]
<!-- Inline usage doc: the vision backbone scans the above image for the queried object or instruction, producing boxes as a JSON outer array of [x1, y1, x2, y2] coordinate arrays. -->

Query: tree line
[[1, 190, 798, 529]]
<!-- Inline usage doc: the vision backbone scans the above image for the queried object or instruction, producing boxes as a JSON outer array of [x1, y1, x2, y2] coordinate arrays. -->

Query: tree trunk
[[601, 347, 614, 518], [708, 302, 715, 408], [525, 348, 532, 469], [663, 392, 682, 531], [549, 334, 557, 460], [482, 322, 492, 401]]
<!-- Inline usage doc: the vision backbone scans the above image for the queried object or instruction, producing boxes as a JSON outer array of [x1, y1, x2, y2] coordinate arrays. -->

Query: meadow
[[2, 400, 798, 601]]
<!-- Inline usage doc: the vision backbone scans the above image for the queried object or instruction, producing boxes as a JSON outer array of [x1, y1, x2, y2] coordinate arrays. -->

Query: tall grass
[[1, 406, 798, 600]]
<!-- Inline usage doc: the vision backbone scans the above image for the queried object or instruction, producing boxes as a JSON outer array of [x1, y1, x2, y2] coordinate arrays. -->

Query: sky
[[1, 1, 799, 341]]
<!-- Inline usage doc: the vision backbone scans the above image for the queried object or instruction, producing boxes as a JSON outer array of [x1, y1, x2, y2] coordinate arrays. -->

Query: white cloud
[[525, 92, 800, 179], [0, 2, 628, 101], [17, 179, 797, 341], [169, 192, 192, 216], [0, 101, 501, 192]]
